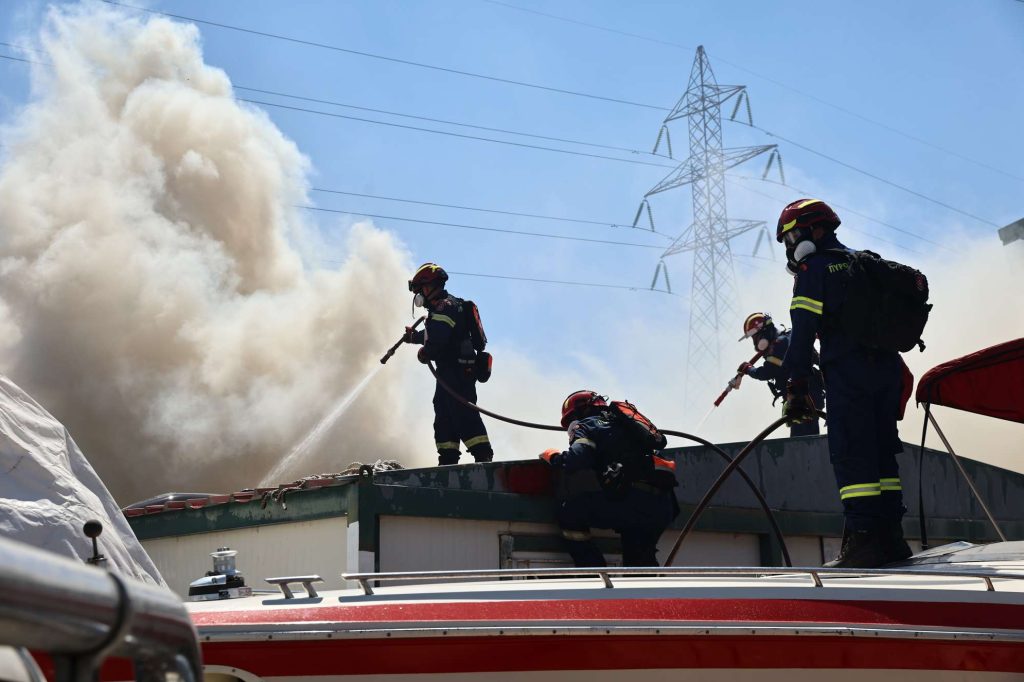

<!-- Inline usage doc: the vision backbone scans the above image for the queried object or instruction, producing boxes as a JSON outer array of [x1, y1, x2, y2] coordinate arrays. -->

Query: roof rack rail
[[342, 565, 1024, 596]]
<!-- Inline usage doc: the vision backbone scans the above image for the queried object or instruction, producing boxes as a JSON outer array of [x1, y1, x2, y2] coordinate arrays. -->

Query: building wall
[[379, 516, 765, 573], [143, 517, 348, 598]]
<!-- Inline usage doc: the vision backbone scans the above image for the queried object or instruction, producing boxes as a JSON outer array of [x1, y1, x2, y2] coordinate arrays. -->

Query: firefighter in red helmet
[[776, 199, 910, 568], [404, 263, 494, 465], [539, 390, 679, 567], [736, 312, 824, 436]]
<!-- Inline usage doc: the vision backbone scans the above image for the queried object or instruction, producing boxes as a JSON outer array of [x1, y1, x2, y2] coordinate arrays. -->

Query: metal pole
[[926, 411, 1007, 543]]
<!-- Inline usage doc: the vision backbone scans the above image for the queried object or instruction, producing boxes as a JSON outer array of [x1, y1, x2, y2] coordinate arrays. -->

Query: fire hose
[[425, 361, 795, 567], [664, 409, 827, 567]]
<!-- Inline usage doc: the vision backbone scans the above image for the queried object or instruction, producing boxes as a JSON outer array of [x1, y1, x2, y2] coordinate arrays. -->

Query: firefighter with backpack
[[539, 391, 679, 567], [404, 263, 494, 465], [735, 312, 825, 436], [777, 199, 929, 568]]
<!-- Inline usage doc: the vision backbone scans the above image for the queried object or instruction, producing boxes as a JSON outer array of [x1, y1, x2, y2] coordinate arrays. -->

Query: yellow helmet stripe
[[780, 218, 798, 234], [797, 199, 823, 209]]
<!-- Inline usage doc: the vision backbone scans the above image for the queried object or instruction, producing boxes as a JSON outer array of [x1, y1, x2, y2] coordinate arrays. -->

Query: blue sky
[[1, 0, 1022, 457]]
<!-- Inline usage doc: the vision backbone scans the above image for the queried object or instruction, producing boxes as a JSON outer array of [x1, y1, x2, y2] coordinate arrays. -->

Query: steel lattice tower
[[639, 46, 781, 409]]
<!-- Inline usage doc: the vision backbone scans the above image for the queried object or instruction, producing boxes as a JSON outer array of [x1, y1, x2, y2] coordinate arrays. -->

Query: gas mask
[[785, 236, 817, 275], [413, 292, 426, 308], [756, 337, 770, 352]]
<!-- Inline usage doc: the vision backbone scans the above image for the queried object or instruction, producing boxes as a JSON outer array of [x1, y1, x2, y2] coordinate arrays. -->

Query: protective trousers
[[824, 350, 905, 532], [557, 487, 678, 567], [432, 367, 493, 465]]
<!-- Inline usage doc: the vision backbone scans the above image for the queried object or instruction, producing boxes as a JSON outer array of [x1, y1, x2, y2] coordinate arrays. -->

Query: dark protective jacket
[[750, 331, 822, 401], [410, 292, 477, 374], [558, 413, 675, 488], [782, 234, 866, 380]]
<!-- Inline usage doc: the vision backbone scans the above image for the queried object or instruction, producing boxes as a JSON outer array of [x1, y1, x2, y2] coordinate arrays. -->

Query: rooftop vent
[[188, 547, 253, 602]]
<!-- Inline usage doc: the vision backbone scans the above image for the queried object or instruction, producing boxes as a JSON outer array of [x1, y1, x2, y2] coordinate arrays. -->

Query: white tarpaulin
[[0, 373, 165, 586]]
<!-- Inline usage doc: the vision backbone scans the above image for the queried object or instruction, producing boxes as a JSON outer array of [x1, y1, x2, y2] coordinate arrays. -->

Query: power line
[[725, 175, 931, 256], [446, 270, 682, 295], [310, 187, 673, 239], [236, 85, 651, 155], [314, 259, 679, 295], [0, 54, 39, 66], [241, 98, 676, 169], [738, 121, 1000, 228], [324, 180, 941, 255], [2, 28, 1004, 230], [484, 0, 1024, 183], [253, 95, 1001, 231], [299, 205, 666, 250], [101, 0, 668, 111]]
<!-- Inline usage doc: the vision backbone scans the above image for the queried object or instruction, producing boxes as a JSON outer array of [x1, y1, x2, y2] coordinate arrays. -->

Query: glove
[[402, 326, 417, 343], [737, 361, 754, 375], [416, 347, 429, 364], [782, 378, 817, 424], [539, 448, 562, 466], [728, 375, 743, 390]]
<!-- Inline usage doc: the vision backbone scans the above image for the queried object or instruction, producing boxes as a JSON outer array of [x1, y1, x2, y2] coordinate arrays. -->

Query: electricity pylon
[[636, 45, 783, 411]]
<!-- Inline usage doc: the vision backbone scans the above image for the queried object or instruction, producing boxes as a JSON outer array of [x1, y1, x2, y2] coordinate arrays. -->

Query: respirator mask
[[784, 229, 816, 275], [756, 337, 770, 352], [413, 292, 426, 308]]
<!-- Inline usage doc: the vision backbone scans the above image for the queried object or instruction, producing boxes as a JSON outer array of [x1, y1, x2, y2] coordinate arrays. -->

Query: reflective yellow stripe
[[880, 477, 902, 491], [430, 313, 456, 328], [573, 437, 596, 449], [843, 490, 882, 499], [840, 482, 881, 494], [797, 199, 823, 209], [839, 482, 881, 500], [791, 295, 823, 315], [766, 356, 783, 366], [435, 441, 459, 450], [464, 435, 490, 448], [780, 218, 798, 235], [562, 530, 591, 541]]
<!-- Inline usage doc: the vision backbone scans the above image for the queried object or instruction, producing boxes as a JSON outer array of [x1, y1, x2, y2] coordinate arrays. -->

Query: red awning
[[915, 338, 1024, 424]]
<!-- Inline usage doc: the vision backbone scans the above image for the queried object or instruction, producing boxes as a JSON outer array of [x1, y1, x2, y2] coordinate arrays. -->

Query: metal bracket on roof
[[265, 575, 324, 599]]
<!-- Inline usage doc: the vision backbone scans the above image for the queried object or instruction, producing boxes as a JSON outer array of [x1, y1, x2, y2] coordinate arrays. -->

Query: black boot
[[882, 522, 912, 564], [824, 528, 888, 568]]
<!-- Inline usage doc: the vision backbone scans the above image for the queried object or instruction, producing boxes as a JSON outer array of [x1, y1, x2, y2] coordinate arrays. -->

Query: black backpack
[[827, 249, 932, 353]]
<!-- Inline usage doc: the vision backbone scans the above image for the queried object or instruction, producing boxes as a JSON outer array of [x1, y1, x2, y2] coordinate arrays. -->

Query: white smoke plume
[[0, 4, 417, 502]]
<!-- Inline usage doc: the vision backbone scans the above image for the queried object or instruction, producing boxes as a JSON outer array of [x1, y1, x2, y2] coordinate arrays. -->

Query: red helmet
[[776, 199, 840, 244], [560, 390, 607, 429], [740, 312, 774, 341], [408, 262, 448, 293]]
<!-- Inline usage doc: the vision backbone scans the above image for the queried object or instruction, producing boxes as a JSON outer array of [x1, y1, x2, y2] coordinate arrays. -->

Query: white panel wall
[[379, 516, 765, 571], [658, 530, 761, 566], [783, 535, 827, 567], [378, 516, 532, 572], [143, 517, 348, 598]]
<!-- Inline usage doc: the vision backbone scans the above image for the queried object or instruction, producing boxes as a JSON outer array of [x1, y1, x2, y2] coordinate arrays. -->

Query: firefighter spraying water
[[401, 263, 495, 466], [717, 312, 825, 437]]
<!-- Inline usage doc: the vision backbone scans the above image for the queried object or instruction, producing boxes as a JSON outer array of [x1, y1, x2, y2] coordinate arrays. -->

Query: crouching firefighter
[[776, 198, 926, 568], [539, 391, 679, 567], [404, 263, 494, 465], [736, 312, 824, 436]]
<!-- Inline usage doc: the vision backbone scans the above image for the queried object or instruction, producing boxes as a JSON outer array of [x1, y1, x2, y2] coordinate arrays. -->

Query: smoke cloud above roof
[[0, 3, 417, 501]]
